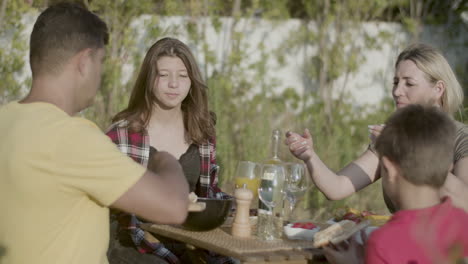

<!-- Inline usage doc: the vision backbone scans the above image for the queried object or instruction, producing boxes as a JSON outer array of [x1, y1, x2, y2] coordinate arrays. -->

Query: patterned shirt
[[106, 120, 231, 264], [454, 121, 468, 163]]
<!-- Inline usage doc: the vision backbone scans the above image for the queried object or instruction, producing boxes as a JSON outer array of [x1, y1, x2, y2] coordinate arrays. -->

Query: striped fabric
[[454, 121, 468, 163], [106, 120, 232, 264]]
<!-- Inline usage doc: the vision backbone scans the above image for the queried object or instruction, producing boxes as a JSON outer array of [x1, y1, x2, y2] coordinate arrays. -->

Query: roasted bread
[[313, 220, 370, 248]]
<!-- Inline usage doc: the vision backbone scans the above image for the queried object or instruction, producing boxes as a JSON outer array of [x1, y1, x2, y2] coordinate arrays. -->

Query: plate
[[284, 222, 320, 241]]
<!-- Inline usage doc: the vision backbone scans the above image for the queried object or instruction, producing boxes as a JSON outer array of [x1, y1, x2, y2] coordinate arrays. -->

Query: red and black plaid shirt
[[106, 120, 230, 263]]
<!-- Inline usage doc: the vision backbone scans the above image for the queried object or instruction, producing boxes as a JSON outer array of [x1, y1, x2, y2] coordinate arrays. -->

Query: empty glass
[[284, 163, 311, 221]]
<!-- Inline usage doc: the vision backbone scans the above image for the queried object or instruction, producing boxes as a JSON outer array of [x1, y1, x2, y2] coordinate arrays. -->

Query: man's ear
[[381, 156, 399, 182], [76, 48, 93, 77]]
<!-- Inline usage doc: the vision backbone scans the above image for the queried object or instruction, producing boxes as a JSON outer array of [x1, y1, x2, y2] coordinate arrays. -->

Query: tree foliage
[[1, 0, 466, 217], [0, 0, 31, 104]]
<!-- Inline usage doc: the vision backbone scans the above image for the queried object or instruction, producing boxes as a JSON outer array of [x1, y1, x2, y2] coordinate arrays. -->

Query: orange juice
[[234, 177, 261, 197]]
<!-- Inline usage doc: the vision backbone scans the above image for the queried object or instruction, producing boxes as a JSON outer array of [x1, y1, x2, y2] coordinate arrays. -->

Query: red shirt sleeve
[[365, 233, 388, 264]]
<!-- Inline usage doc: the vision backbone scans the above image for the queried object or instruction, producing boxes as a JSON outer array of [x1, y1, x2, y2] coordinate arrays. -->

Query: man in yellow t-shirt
[[0, 3, 189, 264]]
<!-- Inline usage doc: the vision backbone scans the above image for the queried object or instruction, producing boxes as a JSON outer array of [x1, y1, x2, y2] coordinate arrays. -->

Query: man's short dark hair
[[375, 105, 455, 187], [29, 2, 109, 77]]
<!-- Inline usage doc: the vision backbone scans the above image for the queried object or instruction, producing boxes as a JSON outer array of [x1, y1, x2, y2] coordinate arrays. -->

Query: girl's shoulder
[[106, 119, 129, 132]]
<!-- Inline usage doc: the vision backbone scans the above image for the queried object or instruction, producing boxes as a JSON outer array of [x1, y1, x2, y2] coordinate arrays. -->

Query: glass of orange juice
[[234, 161, 261, 198]]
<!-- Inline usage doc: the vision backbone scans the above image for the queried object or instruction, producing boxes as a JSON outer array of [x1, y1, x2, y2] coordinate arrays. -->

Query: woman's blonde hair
[[396, 43, 464, 116]]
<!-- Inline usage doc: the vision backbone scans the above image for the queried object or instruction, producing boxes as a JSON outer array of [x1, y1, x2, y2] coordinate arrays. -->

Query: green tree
[[263, 0, 396, 214], [1, 0, 464, 218], [0, 0, 31, 104], [83, 0, 159, 128]]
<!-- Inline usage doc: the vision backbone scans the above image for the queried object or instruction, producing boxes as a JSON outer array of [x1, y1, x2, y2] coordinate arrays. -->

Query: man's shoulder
[[56, 117, 101, 137], [1, 101, 71, 124], [0, 101, 18, 111], [2, 102, 76, 133]]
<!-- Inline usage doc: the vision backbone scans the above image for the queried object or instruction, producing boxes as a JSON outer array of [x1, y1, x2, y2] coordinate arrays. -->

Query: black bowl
[[182, 197, 233, 231]]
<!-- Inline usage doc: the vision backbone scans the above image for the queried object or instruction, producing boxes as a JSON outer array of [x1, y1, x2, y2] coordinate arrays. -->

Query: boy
[[325, 105, 468, 263]]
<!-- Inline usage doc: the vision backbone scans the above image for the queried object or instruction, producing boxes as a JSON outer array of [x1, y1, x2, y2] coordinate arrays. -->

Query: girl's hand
[[285, 128, 314, 161]]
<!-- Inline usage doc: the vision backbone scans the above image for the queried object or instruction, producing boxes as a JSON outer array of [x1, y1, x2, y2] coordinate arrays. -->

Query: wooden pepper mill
[[231, 184, 254, 238]]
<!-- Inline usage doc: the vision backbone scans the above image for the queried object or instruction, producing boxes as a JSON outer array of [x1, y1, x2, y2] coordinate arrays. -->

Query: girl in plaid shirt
[[106, 37, 232, 264]]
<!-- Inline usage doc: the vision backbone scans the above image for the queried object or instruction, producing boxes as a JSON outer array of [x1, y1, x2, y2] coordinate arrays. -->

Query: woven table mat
[[141, 223, 316, 260]]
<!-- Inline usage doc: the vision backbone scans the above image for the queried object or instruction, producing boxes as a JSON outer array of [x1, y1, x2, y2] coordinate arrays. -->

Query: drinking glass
[[284, 163, 311, 220], [234, 161, 261, 197], [257, 164, 285, 240]]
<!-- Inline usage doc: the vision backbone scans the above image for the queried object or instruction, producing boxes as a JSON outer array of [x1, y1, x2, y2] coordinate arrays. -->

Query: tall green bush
[[0, 0, 31, 104], [0, 0, 465, 217]]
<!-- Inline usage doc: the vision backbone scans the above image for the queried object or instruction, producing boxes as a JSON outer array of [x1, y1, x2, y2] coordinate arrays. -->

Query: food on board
[[291, 222, 317, 230], [334, 207, 391, 226], [313, 219, 370, 248], [188, 192, 198, 203]]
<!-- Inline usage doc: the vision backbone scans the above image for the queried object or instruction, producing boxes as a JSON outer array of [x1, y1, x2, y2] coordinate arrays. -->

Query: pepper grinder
[[231, 184, 254, 238]]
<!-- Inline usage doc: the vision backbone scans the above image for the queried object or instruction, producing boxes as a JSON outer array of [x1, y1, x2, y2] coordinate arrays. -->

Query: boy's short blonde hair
[[375, 105, 455, 187]]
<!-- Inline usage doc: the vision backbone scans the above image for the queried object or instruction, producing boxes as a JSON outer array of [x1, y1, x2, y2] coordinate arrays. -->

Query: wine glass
[[257, 164, 285, 240], [284, 163, 311, 219], [258, 164, 285, 211]]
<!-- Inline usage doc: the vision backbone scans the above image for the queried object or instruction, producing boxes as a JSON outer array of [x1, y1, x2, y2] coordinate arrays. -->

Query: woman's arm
[[441, 157, 468, 212], [286, 129, 380, 200]]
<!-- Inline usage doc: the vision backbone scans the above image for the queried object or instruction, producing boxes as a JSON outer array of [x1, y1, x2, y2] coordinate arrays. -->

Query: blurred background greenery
[[1, 0, 466, 219]]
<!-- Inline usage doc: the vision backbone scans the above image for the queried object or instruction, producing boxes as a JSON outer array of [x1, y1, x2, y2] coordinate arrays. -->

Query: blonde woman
[[286, 43, 468, 212]]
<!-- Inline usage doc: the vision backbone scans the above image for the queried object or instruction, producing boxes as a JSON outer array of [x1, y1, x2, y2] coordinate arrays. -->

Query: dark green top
[[149, 144, 201, 192]]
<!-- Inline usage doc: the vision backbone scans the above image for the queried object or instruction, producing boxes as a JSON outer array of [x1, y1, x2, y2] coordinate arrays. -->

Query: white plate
[[284, 223, 320, 241]]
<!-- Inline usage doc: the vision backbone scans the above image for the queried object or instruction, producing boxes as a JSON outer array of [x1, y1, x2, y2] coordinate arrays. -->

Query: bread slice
[[313, 220, 370, 248]]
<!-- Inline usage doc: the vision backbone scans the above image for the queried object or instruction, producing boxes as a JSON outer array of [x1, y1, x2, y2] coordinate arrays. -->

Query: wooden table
[[141, 223, 325, 264]]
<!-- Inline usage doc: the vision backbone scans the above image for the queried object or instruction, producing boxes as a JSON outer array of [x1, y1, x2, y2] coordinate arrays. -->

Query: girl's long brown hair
[[112, 37, 215, 144]]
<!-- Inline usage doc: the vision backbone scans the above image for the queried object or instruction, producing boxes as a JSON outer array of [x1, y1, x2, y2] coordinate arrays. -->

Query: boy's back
[[366, 197, 468, 263], [368, 105, 468, 263]]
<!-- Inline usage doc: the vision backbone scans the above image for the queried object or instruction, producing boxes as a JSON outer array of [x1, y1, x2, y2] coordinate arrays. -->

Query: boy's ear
[[381, 156, 399, 182]]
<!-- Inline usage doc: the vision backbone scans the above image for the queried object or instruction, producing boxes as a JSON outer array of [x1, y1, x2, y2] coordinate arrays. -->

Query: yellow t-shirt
[[0, 102, 145, 264]]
